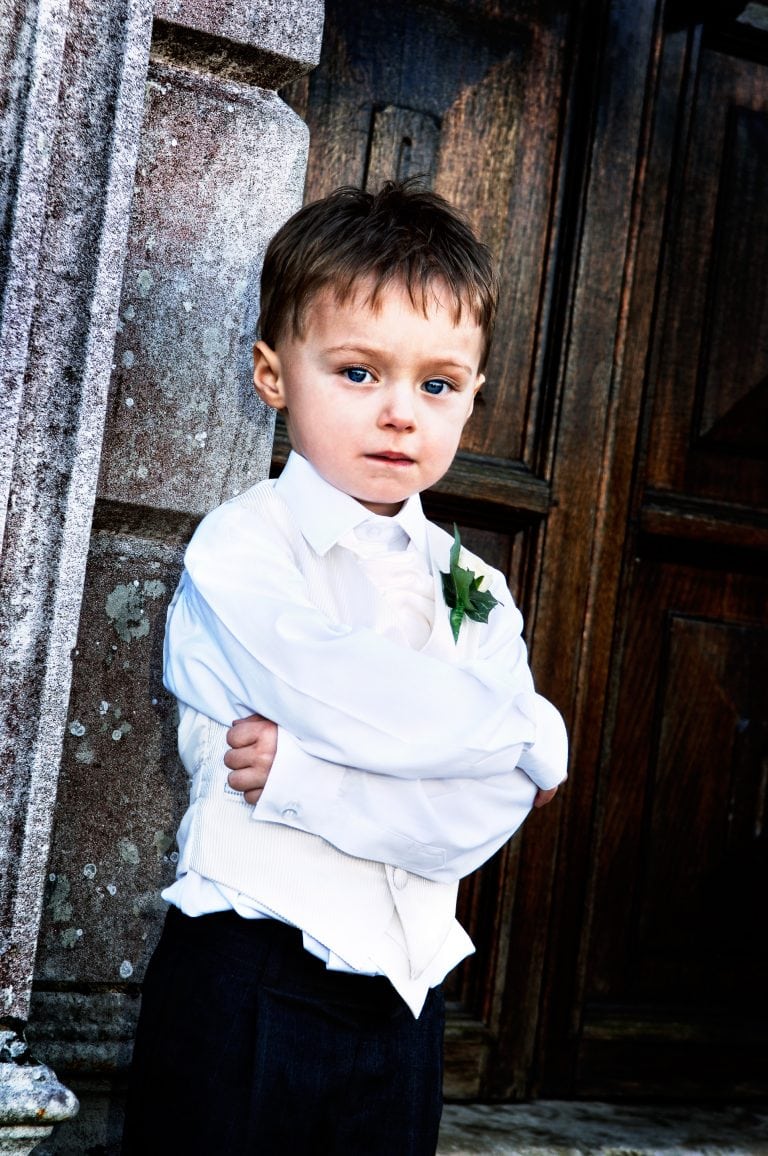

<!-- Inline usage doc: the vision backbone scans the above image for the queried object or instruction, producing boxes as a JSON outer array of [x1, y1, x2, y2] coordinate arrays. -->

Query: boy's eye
[[421, 378, 452, 396], [342, 366, 374, 384]]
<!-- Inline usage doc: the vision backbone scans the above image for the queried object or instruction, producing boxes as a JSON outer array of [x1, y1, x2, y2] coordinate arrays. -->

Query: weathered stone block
[[153, 0, 324, 84], [0, 1062, 78, 1155], [97, 63, 308, 515], [0, 0, 154, 1024], [34, 529, 186, 986]]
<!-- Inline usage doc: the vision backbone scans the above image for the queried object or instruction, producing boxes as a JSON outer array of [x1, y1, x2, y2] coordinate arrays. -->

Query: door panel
[[579, 557, 768, 1097], [575, 14, 768, 1098], [646, 40, 768, 504]]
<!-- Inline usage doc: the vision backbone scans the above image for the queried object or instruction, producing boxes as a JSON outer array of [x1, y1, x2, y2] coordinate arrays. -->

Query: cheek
[[439, 406, 474, 447], [297, 411, 351, 458], [427, 429, 464, 470]]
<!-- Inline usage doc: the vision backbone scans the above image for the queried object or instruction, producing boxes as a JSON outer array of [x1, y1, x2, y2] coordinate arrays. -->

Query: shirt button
[[281, 803, 299, 819], [393, 868, 408, 890]]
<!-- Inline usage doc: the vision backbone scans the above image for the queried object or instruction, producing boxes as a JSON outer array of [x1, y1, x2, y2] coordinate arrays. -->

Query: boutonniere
[[440, 524, 500, 643]]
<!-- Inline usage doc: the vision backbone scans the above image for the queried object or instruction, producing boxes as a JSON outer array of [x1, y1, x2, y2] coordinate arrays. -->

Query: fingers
[[226, 768, 267, 790], [227, 767, 267, 805], [234, 785, 264, 804], [224, 715, 278, 805], [224, 745, 260, 771], [533, 785, 559, 809], [224, 745, 274, 775], [226, 714, 267, 749]]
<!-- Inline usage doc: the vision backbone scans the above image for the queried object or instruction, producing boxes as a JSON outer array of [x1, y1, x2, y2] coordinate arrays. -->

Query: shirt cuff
[[515, 693, 569, 790], [252, 727, 348, 831], [252, 728, 448, 876]]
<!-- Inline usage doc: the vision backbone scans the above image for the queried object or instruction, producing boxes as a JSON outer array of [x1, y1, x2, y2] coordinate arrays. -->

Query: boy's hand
[[533, 785, 559, 808], [224, 714, 278, 804]]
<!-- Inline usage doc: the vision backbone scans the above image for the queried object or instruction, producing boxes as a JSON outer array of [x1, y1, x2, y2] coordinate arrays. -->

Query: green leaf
[[439, 524, 500, 643], [449, 606, 464, 643], [451, 564, 474, 607], [465, 586, 500, 623]]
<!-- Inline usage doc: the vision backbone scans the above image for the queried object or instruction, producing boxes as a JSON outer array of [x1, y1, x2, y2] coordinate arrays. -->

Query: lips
[[367, 451, 414, 463]]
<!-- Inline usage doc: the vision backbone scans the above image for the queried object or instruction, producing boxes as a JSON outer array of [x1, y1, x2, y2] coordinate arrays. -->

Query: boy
[[122, 181, 567, 1156]]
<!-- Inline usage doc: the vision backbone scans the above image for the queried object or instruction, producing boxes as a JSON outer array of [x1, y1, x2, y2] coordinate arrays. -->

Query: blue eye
[[422, 378, 451, 396], [343, 366, 373, 384]]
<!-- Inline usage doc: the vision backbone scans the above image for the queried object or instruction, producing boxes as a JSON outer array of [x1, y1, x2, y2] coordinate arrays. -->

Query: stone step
[[437, 1102, 768, 1155]]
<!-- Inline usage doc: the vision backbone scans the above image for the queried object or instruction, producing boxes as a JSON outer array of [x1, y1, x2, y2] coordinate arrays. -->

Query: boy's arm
[[225, 714, 559, 809], [166, 501, 565, 790], [224, 713, 561, 883]]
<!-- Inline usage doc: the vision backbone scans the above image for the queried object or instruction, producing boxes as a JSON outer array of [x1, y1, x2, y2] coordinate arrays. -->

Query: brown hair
[[258, 179, 499, 370]]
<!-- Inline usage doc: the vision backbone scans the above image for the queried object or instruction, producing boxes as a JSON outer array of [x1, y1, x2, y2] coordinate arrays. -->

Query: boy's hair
[[258, 179, 499, 370]]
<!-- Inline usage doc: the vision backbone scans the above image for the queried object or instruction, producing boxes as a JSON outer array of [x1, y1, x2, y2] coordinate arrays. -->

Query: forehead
[[298, 277, 483, 349]]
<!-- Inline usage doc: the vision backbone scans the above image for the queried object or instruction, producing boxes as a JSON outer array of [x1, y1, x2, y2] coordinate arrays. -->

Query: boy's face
[[253, 279, 484, 515]]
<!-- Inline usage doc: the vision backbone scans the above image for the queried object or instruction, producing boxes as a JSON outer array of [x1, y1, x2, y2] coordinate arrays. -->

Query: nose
[[379, 382, 416, 431]]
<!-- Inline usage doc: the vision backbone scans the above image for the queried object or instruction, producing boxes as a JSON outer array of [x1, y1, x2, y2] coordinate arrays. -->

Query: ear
[[464, 373, 485, 422], [253, 340, 287, 410]]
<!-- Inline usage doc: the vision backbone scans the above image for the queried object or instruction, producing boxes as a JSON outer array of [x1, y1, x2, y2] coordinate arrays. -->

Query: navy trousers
[[122, 908, 445, 1155]]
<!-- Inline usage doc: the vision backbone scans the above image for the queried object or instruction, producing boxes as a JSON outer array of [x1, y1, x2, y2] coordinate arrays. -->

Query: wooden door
[[536, 2, 768, 1100], [563, 11, 768, 1098], [280, 0, 768, 1101]]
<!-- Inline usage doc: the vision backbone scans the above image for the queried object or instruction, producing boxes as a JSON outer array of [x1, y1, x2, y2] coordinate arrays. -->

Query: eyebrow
[[323, 344, 476, 375]]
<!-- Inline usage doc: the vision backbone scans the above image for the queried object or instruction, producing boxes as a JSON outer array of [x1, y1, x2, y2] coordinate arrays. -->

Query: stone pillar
[[0, 1, 322, 1152], [0, 1, 154, 1150]]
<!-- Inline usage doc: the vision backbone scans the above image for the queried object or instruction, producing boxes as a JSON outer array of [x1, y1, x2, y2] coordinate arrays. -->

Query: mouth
[[366, 451, 415, 465]]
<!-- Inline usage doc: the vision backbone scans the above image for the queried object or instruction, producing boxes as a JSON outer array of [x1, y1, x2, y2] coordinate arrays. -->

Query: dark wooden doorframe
[[492, 0, 673, 1098]]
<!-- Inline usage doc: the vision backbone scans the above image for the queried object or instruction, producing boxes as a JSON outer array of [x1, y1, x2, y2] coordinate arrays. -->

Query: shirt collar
[[274, 451, 429, 557]]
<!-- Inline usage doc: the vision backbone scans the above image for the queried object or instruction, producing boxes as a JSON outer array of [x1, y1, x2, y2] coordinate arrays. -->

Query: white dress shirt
[[161, 451, 568, 1011], [165, 512, 444, 978], [166, 452, 567, 792]]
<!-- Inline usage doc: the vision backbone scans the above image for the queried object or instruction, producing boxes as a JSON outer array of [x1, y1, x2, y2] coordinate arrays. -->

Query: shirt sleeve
[[253, 727, 542, 882], [163, 496, 567, 787]]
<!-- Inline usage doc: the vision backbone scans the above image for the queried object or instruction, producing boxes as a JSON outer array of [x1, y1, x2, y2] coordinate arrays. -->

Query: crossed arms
[[225, 714, 561, 811], [164, 498, 568, 882]]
